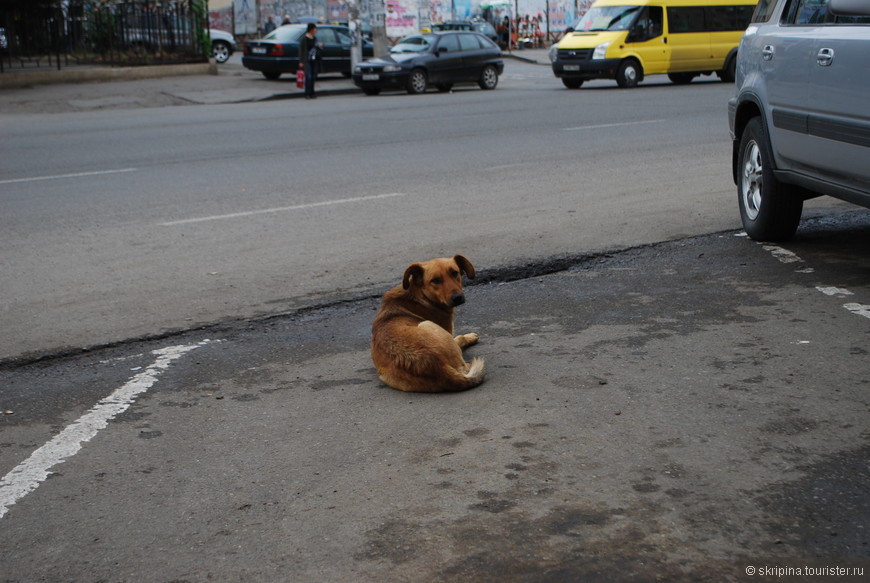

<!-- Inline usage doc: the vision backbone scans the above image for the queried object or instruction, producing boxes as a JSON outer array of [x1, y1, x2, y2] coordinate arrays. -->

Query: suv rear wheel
[[737, 117, 803, 241]]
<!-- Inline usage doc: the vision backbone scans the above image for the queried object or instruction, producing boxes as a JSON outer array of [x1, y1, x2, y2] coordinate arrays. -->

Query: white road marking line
[[816, 286, 854, 297], [0, 168, 137, 185], [160, 192, 408, 226], [562, 119, 666, 131], [0, 340, 210, 519], [760, 245, 868, 322], [844, 303, 870, 319], [762, 245, 803, 264]]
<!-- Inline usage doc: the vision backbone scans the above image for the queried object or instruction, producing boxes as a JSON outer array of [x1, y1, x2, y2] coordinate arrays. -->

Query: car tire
[[737, 117, 803, 241], [363, 87, 381, 96], [406, 68, 428, 94], [262, 71, 281, 80], [212, 41, 231, 64], [562, 78, 584, 89], [668, 72, 695, 85], [478, 65, 499, 90], [616, 58, 641, 88]]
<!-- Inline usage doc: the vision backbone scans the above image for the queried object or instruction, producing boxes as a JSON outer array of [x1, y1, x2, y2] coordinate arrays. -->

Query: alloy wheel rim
[[742, 140, 763, 220]]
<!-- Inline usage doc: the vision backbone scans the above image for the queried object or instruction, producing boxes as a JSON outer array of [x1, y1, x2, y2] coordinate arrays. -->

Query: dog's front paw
[[455, 332, 479, 349]]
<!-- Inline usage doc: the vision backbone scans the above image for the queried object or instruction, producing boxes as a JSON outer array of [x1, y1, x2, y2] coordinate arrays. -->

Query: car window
[[752, 0, 779, 22], [391, 35, 433, 53], [437, 34, 461, 52], [268, 25, 305, 41], [476, 23, 497, 36], [317, 28, 337, 44], [785, 0, 870, 24], [458, 33, 481, 51], [335, 28, 352, 45]]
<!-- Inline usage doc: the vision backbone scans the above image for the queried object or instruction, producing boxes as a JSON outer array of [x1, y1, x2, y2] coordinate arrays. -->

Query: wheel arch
[[619, 53, 646, 81], [731, 96, 765, 184]]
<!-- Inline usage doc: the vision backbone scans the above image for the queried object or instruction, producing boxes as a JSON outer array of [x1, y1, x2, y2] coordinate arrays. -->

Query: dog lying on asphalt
[[371, 254, 485, 393]]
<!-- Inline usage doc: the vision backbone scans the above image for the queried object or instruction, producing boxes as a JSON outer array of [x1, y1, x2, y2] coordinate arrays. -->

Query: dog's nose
[[451, 293, 465, 306]]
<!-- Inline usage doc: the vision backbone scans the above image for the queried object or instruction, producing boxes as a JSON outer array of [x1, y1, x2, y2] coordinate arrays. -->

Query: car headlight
[[353, 66, 362, 74], [549, 45, 558, 62], [592, 42, 610, 60], [383, 65, 402, 73]]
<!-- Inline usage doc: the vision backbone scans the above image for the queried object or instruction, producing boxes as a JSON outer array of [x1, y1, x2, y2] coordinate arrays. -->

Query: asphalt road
[[1, 212, 868, 582], [1, 57, 852, 364], [1, 58, 868, 581]]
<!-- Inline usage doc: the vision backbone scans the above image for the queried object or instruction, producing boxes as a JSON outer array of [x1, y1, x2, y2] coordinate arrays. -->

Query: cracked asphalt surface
[[1, 213, 868, 582]]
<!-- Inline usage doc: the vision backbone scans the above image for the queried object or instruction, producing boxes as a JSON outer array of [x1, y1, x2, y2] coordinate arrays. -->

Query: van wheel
[[668, 72, 695, 85], [616, 59, 641, 88], [737, 117, 803, 241], [562, 78, 583, 89], [719, 56, 736, 83]]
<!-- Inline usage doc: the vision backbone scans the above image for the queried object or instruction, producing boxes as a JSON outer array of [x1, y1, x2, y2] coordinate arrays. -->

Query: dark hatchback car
[[352, 31, 504, 95], [242, 24, 373, 79]]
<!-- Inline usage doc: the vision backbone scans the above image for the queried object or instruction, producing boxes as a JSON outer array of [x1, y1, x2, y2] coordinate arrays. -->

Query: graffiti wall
[[210, 0, 596, 37]]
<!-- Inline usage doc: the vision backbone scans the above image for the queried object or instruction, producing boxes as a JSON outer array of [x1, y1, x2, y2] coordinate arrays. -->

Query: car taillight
[[271, 43, 284, 56], [243, 42, 250, 55]]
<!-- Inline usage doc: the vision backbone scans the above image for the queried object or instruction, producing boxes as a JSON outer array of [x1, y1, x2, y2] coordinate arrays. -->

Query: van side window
[[668, 6, 706, 32], [627, 6, 664, 41]]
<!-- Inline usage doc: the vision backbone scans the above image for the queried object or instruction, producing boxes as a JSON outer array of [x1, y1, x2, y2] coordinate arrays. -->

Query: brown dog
[[371, 255, 485, 393]]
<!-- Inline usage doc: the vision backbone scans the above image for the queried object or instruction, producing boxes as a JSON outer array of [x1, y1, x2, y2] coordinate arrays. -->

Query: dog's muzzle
[[451, 293, 466, 306]]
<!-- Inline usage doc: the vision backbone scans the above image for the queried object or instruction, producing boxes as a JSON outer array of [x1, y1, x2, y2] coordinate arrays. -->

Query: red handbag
[[296, 68, 305, 89]]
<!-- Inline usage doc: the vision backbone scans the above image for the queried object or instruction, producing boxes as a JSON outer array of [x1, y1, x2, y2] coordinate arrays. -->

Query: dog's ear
[[454, 255, 476, 280], [402, 263, 425, 289]]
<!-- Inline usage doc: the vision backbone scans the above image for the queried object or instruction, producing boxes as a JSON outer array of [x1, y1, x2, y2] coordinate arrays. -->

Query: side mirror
[[565, 26, 574, 33]]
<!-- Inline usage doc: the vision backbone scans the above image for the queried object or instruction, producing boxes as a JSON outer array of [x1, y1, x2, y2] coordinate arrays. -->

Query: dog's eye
[[431, 277, 443, 285]]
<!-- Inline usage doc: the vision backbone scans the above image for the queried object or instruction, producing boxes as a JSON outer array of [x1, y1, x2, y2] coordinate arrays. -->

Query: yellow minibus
[[549, 0, 757, 88]]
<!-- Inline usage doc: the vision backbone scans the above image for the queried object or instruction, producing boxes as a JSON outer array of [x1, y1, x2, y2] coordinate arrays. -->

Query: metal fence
[[1, 0, 209, 73]]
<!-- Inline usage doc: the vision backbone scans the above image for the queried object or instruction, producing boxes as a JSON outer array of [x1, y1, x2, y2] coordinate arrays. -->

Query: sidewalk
[[0, 50, 551, 115]]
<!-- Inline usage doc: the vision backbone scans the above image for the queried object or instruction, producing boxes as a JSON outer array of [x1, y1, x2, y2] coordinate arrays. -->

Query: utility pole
[[371, 0, 388, 57], [349, 0, 362, 68]]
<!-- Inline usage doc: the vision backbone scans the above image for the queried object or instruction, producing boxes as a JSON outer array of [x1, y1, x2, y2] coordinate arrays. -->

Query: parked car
[[431, 20, 499, 43], [242, 24, 373, 79], [352, 31, 504, 95], [209, 28, 236, 63], [728, 0, 870, 241], [124, 27, 236, 63]]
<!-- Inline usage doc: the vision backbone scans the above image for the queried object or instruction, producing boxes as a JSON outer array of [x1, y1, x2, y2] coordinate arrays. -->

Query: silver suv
[[728, 0, 870, 241]]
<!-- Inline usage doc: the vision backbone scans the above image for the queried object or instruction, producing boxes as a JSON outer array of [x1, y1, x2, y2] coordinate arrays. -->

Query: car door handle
[[817, 47, 834, 66], [762, 45, 774, 61]]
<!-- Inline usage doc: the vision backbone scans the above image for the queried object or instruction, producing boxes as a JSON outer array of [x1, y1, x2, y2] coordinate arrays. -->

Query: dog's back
[[371, 255, 485, 393]]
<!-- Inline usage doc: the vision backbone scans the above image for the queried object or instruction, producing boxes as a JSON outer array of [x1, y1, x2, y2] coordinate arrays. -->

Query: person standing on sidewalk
[[299, 23, 322, 100]]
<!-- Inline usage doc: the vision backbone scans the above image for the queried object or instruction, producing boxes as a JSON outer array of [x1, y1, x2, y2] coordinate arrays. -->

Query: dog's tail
[[447, 357, 485, 391]]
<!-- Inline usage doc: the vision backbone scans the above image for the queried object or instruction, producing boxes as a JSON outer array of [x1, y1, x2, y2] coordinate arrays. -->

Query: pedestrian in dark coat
[[299, 23, 322, 99]]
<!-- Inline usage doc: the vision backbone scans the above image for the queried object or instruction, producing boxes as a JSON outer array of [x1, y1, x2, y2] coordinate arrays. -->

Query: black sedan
[[242, 24, 373, 80], [352, 31, 504, 95]]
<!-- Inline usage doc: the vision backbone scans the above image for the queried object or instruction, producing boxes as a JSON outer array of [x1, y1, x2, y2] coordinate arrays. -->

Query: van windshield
[[573, 5, 641, 31]]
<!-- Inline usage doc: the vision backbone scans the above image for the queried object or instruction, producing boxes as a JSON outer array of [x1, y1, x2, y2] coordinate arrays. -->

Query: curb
[[0, 60, 217, 89]]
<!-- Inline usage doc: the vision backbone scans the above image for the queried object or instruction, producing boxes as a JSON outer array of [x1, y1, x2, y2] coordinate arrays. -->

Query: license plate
[[252, 47, 266, 54], [564, 64, 580, 71], [363, 74, 379, 81]]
